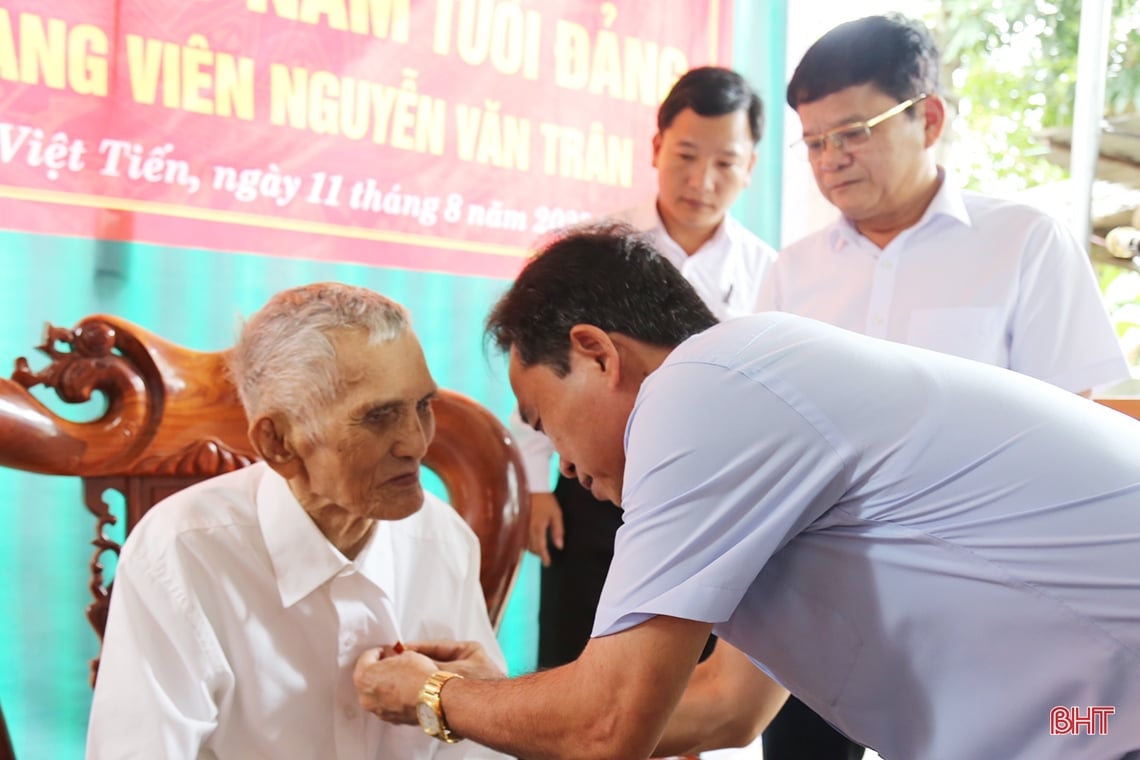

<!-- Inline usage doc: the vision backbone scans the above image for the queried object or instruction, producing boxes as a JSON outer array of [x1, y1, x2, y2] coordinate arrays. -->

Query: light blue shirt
[[594, 314, 1140, 759]]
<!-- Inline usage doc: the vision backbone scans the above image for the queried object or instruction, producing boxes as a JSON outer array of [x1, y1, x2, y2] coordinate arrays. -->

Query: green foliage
[[928, 0, 1140, 193]]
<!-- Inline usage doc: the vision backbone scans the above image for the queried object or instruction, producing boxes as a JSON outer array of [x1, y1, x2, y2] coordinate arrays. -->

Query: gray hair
[[230, 282, 410, 440]]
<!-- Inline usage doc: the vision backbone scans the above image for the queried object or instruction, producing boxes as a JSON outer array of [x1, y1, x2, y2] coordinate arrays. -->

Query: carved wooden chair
[[0, 314, 529, 688]]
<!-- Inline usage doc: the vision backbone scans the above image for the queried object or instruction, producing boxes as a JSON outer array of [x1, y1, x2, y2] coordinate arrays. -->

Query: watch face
[[417, 701, 441, 735]]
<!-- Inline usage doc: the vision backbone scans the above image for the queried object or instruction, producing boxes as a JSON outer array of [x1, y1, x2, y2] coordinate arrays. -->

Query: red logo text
[[1050, 706, 1114, 736]]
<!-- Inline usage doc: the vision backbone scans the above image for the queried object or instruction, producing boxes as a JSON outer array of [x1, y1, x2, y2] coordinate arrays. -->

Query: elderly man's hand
[[353, 648, 436, 724], [407, 639, 505, 680]]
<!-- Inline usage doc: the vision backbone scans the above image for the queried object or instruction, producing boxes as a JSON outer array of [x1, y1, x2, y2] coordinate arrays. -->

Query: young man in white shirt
[[519, 66, 775, 678], [509, 67, 780, 757], [757, 15, 1130, 756], [87, 283, 509, 759]]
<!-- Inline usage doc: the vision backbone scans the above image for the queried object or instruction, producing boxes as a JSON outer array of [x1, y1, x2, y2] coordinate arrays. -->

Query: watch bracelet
[[422, 670, 464, 743]]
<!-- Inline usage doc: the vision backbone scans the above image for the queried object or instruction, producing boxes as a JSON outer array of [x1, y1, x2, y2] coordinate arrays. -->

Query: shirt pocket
[[719, 280, 757, 321], [904, 307, 1006, 364]]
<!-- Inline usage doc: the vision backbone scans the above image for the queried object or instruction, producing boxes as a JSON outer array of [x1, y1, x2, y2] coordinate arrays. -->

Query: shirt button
[[873, 316, 885, 325], [881, 260, 894, 269], [343, 705, 358, 720]]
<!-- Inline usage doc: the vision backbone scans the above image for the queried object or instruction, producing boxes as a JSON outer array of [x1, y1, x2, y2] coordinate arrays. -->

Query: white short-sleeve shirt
[[756, 177, 1129, 392], [594, 314, 1140, 759], [88, 462, 510, 760], [613, 200, 776, 322]]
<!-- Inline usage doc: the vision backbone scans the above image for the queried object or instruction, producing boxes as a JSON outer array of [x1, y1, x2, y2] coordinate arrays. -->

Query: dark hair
[[658, 66, 765, 143], [485, 224, 718, 376], [787, 13, 939, 109]]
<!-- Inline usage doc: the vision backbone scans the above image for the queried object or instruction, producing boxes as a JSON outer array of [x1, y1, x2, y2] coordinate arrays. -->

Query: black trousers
[[762, 695, 865, 760], [537, 475, 716, 668], [537, 475, 623, 667]]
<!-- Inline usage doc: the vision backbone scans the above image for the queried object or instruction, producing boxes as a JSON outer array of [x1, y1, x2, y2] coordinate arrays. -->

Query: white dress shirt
[[512, 199, 777, 490], [595, 314, 1140, 760], [612, 200, 776, 322], [87, 462, 509, 760], [757, 175, 1129, 392]]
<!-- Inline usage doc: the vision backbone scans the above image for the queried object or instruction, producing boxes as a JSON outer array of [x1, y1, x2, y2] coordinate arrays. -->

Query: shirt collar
[[257, 468, 396, 608], [635, 197, 734, 259], [920, 169, 970, 228], [828, 168, 970, 252], [708, 213, 737, 248], [624, 198, 663, 234]]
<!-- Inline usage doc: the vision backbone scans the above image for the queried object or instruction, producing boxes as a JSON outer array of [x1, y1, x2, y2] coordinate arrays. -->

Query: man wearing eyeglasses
[[757, 13, 1130, 760]]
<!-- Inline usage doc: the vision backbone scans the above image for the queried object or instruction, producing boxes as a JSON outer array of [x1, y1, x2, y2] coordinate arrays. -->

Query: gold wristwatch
[[416, 671, 464, 743]]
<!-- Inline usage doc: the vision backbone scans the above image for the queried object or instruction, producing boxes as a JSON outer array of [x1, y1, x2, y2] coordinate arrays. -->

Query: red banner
[[0, 0, 731, 278]]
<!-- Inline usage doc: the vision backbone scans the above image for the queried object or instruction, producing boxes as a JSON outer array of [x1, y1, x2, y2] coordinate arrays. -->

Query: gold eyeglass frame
[[792, 93, 930, 157]]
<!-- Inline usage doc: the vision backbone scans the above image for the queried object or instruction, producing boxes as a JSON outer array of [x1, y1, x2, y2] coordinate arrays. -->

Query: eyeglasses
[[791, 94, 929, 160]]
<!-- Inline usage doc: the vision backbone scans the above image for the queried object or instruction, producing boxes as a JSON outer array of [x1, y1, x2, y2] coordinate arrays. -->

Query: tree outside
[[932, 0, 1139, 193]]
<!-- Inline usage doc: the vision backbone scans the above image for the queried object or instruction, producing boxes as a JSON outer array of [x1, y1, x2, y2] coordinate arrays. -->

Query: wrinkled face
[[795, 82, 937, 223], [653, 107, 756, 237], [292, 328, 437, 522], [508, 347, 631, 506]]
